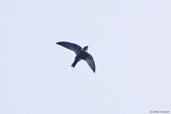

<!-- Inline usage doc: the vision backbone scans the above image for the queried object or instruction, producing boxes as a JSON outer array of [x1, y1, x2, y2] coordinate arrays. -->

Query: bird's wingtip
[[56, 41, 66, 45], [93, 69, 96, 73]]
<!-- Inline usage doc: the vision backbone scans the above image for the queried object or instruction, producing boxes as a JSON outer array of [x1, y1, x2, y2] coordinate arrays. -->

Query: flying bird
[[56, 41, 96, 73]]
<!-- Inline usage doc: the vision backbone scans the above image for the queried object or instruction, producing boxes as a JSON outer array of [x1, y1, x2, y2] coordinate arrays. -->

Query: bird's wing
[[56, 41, 82, 54], [84, 53, 96, 73]]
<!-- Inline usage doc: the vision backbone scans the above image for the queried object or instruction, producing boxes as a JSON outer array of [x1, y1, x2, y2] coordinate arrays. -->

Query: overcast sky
[[1, 0, 171, 114]]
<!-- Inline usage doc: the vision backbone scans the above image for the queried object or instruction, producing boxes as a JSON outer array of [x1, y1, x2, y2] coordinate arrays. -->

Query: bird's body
[[56, 41, 96, 73], [71, 50, 88, 67]]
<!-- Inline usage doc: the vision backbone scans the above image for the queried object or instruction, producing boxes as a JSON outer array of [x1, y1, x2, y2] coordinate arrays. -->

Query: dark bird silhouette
[[56, 41, 96, 73]]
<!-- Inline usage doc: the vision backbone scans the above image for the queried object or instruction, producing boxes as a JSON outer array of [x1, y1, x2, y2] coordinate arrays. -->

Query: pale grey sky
[[0, 0, 171, 114]]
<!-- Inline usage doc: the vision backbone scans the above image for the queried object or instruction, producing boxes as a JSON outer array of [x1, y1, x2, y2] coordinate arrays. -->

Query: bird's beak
[[83, 46, 88, 52]]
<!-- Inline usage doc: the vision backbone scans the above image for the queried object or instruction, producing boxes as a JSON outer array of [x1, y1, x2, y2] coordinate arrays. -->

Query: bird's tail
[[71, 61, 77, 68]]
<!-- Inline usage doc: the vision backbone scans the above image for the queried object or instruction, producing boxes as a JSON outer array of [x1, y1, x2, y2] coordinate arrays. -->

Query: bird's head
[[83, 46, 88, 52]]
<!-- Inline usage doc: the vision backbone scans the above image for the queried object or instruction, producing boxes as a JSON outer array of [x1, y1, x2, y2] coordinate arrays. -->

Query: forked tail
[[71, 61, 77, 68]]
